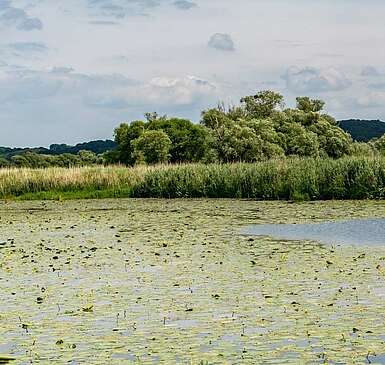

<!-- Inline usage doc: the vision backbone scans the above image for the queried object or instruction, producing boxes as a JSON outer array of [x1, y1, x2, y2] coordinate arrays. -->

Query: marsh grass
[[1, 157, 385, 200]]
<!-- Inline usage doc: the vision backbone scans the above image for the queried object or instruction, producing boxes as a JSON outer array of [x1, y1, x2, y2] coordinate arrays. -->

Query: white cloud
[[283, 67, 351, 93], [0, 66, 217, 110], [0, 66, 219, 145], [0, 0, 42, 31], [144, 75, 216, 105], [1, 0, 385, 145], [208, 33, 235, 51]]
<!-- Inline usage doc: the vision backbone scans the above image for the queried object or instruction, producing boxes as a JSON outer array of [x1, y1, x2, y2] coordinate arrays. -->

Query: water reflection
[[243, 218, 385, 246]]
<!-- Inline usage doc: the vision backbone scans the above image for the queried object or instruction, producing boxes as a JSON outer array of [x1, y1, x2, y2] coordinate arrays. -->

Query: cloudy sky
[[1, 0, 385, 146]]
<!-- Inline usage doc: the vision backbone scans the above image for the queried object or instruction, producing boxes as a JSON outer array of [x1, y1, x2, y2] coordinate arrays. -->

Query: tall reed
[[1, 157, 385, 200]]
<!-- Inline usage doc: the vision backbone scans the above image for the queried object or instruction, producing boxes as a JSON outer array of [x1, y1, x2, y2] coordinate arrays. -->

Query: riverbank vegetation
[[1, 156, 385, 200], [2, 90, 385, 201], [2, 91, 385, 169]]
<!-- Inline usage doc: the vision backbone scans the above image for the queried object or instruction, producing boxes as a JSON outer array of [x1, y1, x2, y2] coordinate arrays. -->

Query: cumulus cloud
[[283, 66, 351, 93], [173, 0, 196, 10], [0, 67, 217, 110], [0, 65, 219, 145], [0, 0, 43, 31], [208, 33, 235, 51], [85, 75, 216, 108], [143, 75, 215, 105]]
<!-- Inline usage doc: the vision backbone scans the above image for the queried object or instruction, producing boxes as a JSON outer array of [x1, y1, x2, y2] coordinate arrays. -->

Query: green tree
[[131, 130, 172, 165], [114, 121, 146, 164], [0, 156, 9, 167], [296, 96, 325, 113], [309, 120, 352, 158], [78, 150, 101, 165], [371, 134, 385, 156], [240, 90, 284, 118], [350, 142, 377, 157], [147, 118, 209, 163]]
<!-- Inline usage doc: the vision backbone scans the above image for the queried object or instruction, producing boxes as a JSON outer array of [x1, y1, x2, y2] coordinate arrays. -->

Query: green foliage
[[372, 134, 385, 156], [0, 156, 10, 167], [114, 116, 211, 165], [111, 90, 366, 165], [3, 157, 385, 200], [201, 90, 354, 161], [114, 121, 146, 165], [3, 150, 103, 168], [339, 119, 385, 142], [7, 89, 384, 168], [48, 140, 116, 155], [132, 157, 385, 200], [296, 96, 325, 113], [131, 130, 172, 165], [0, 140, 116, 160], [147, 118, 210, 163], [240, 90, 284, 118], [350, 142, 377, 157]]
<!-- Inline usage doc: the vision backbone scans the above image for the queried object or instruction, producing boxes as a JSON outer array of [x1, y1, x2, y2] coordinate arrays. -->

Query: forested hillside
[[339, 119, 385, 142], [0, 140, 116, 158]]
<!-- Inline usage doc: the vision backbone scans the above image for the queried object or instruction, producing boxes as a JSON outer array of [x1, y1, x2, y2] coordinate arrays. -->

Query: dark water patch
[[243, 218, 385, 246]]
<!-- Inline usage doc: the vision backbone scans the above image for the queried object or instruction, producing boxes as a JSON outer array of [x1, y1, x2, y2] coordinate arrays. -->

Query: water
[[242, 218, 385, 246]]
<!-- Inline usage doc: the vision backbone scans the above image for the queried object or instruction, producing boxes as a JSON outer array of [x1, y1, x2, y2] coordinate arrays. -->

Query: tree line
[[107, 91, 385, 165], [2, 90, 385, 168]]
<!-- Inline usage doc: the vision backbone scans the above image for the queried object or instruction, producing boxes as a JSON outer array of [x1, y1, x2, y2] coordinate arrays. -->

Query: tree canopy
[[109, 91, 362, 165]]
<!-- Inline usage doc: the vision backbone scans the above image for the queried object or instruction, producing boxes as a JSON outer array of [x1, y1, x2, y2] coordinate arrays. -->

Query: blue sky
[[1, 0, 385, 146]]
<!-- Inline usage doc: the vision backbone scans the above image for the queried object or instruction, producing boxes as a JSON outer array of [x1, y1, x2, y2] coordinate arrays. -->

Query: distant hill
[[0, 139, 117, 158], [339, 119, 385, 142], [49, 140, 117, 155]]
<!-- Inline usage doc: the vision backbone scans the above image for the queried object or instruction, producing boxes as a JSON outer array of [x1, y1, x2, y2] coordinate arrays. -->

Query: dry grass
[[0, 165, 150, 197]]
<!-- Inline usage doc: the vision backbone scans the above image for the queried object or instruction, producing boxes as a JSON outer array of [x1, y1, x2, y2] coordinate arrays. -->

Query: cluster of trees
[[106, 112, 209, 165], [110, 91, 373, 165], [0, 150, 103, 168], [0, 140, 115, 159], [0, 140, 115, 168], [3, 90, 385, 168]]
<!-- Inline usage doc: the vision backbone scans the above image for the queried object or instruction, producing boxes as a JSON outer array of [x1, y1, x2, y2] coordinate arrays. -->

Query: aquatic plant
[[2, 199, 385, 363]]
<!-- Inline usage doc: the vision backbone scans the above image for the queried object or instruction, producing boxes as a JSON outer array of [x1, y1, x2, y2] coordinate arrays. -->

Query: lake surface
[[3, 200, 385, 364], [243, 218, 385, 246]]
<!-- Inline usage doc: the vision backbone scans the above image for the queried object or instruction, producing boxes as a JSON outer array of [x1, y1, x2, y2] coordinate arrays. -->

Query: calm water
[[243, 218, 385, 246]]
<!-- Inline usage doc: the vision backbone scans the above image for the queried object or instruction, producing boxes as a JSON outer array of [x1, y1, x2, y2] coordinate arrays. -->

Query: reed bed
[[0, 165, 150, 198], [1, 157, 385, 200]]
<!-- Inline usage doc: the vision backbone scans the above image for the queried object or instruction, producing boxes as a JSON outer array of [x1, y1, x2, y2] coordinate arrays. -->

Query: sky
[[1, 0, 385, 147]]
